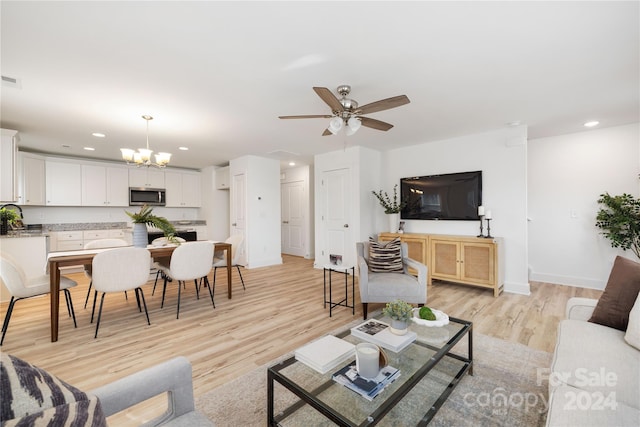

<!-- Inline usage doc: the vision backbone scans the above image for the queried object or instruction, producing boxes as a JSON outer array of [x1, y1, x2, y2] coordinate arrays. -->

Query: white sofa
[[546, 297, 640, 426]]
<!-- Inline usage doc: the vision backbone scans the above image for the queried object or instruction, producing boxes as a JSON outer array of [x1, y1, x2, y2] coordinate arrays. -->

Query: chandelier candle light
[[121, 115, 171, 168]]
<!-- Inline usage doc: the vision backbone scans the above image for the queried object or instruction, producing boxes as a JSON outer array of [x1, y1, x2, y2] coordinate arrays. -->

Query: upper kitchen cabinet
[[216, 166, 230, 190], [17, 152, 46, 205], [0, 129, 18, 202], [129, 168, 165, 188], [81, 164, 129, 206], [165, 170, 201, 207], [45, 159, 81, 205]]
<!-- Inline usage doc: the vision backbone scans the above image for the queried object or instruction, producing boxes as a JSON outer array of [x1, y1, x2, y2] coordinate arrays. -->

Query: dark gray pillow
[[0, 354, 107, 426], [368, 237, 403, 273], [589, 256, 640, 331]]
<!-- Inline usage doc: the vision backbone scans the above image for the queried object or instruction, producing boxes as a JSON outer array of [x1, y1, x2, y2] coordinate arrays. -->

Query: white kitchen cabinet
[[17, 152, 46, 205], [165, 170, 201, 207], [49, 228, 129, 251], [45, 159, 82, 206], [216, 166, 230, 190], [129, 168, 165, 188], [81, 164, 128, 206], [0, 129, 18, 202], [50, 230, 84, 251]]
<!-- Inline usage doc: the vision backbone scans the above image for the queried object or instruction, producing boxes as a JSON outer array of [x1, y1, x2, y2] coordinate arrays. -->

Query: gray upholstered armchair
[[357, 241, 428, 319], [91, 356, 213, 426]]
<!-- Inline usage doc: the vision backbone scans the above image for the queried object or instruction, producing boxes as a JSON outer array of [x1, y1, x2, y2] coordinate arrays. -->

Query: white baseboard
[[245, 257, 283, 269], [504, 281, 531, 295], [529, 272, 605, 290]]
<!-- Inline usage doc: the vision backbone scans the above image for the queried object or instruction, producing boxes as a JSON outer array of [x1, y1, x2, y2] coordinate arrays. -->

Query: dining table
[[47, 241, 232, 342]]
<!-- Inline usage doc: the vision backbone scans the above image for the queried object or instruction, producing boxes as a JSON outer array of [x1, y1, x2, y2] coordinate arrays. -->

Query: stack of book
[[351, 319, 417, 352], [332, 361, 400, 401], [294, 335, 356, 374]]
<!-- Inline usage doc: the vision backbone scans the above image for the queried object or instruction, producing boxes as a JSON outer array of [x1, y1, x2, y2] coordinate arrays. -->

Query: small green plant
[[372, 184, 406, 214], [382, 299, 414, 323], [0, 208, 20, 225], [419, 306, 436, 321], [126, 204, 177, 239], [596, 193, 640, 259]]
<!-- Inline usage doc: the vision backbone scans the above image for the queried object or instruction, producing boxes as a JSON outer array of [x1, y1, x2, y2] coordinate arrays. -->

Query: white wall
[[382, 126, 530, 294], [528, 123, 640, 289]]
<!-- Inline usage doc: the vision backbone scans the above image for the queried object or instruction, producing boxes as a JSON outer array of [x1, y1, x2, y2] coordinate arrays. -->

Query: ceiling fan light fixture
[[328, 117, 343, 134], [347, 116, 361, 132]]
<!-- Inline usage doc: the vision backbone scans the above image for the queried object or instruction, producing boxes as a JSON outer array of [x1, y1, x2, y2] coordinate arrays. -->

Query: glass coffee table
[[267, 314, 472, 426]]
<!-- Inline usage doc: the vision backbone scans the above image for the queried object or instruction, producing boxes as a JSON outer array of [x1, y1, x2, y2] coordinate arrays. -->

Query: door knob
[[232, 223, 237, 226], [344, 224, 349, 228], [283, 221, 289, 224]]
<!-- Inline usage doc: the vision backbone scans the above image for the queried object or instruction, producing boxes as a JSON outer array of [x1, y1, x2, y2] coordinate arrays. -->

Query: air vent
[[1, 75, 22, 88]]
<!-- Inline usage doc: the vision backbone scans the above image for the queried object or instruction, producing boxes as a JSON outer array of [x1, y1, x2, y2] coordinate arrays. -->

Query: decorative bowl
[[411, 308, 449, 327]]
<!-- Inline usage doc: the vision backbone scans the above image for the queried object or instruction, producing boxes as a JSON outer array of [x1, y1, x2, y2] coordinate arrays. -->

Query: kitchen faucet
[[0, 204, 24, 219]]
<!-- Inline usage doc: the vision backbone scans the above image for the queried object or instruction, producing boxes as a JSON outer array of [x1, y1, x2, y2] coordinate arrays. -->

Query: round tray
[[411, 308, 449, 327]]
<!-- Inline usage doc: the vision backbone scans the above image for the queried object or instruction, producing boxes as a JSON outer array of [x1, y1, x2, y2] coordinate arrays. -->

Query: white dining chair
[[83, 238, 129, 308], [0, 254, 77, 345], [151, 236, 186, 295], [157, 241, 215, 319], [91, 247, 151, 338], [212, 234, 246, 293]]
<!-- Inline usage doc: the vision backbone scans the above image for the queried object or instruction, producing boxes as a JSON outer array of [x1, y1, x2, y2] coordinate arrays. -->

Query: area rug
[[196, 331, 552, 426]]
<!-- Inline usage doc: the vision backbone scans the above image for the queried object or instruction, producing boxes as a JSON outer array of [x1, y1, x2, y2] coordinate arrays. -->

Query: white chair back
[[169, 241, 213, 280], [84, 238, 128, 250], [92, 247, 151, 293], [152, 236, 186, 246], [225, 234, 244, 266], [0, 255, 29, 298]]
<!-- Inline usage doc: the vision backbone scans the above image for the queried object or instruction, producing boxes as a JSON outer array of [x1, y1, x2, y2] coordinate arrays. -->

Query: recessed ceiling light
[[84, 147, 95, 151], [92, 132, 106, 138], [179, 146, 189, 151], [289, 162, 296, 166], [584, 121, 599, 128]]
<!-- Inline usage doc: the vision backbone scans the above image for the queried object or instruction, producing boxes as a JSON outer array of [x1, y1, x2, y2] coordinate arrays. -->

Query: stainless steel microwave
[[129, 187, 166, 206]]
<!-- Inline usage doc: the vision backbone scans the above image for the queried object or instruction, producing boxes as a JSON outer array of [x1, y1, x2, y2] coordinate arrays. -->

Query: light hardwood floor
[[1, 255, 601, 424]]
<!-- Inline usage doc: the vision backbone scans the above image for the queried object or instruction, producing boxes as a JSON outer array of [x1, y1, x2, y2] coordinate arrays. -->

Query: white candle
[[485, 210, 492, 220], [356, 343, 380, 379], [478, 206, 485, 216]]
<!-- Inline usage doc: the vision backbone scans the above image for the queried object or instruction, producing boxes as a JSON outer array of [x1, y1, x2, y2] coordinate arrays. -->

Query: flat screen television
[[400, 171, 482, 221]]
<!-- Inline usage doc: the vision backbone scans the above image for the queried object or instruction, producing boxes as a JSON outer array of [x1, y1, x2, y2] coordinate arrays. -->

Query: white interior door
[[323, 168, 351, 266], [281, 180, 305, 256], [231, 172, 246, 265]]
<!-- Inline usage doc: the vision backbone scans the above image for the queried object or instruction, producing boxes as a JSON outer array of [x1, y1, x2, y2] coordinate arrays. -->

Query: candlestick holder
[[476, 215, 485, 237], [485, 218, 493, 239]]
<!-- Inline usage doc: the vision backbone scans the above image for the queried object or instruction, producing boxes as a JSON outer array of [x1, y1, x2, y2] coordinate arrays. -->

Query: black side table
[[323, 264, 355, 317]]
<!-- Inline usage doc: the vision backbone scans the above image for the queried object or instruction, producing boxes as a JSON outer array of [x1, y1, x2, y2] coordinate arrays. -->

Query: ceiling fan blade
[[279, 114, 333, 119], [360, 116, 394, 131], [357, 95, 410, 115], [313, 87, 344, 113], [322, 129, 332, 136]]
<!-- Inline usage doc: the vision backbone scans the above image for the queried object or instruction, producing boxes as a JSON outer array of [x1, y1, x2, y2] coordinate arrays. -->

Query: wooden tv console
[[378, 232, 504, 297]]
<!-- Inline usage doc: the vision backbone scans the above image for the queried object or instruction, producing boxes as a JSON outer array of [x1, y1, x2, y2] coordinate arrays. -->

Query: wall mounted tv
[[400, 171, 482, 221]]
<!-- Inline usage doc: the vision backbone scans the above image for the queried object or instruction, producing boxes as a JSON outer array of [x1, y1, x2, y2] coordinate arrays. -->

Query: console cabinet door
[[430, 239, 461, 281], [460, 242, 495, 285]]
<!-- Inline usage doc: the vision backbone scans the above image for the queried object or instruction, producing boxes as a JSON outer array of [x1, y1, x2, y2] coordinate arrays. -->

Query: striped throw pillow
[[368, 237, 404, 273]]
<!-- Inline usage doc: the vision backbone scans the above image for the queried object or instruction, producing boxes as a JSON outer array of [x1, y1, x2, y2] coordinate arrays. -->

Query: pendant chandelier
[[120, 115, 171, 168]]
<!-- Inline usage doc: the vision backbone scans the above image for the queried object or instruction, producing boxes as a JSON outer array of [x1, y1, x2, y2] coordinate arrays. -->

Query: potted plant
[[372, 184, 406, 233], [596, 192, 640, 260], [126, 204, 177, 248], [0, 208, 20, 236], [382, 299, 414, 335]]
